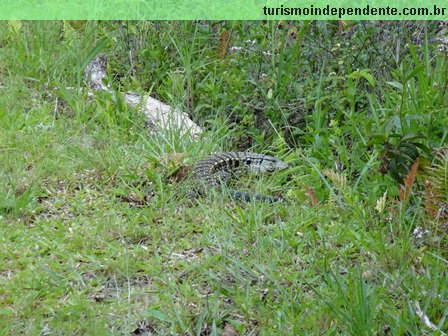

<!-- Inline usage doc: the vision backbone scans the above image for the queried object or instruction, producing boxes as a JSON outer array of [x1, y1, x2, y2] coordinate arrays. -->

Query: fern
[[8, 20, 22, 35], [216, 29, 232, 59], [399, 160, 419, 202], [423, 147, 448, 221], [379, 141, 422, 184]]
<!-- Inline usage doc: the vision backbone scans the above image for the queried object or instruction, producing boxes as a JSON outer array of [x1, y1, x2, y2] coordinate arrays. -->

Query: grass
[[0, 21, 447, 335]]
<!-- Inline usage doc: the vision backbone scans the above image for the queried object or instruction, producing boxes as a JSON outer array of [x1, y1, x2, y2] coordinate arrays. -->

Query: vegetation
[[0, 21, 447, 335]]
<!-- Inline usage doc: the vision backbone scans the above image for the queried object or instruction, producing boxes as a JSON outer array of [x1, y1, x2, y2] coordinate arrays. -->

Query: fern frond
[[216, 29, 232, 59], [323, 168, 347, 190], [8, 20, 22, 35], [423, 147, 448, 221]]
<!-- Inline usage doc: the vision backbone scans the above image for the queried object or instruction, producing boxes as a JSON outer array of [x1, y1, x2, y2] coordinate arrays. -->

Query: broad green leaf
[[386, 81, 403, 91], [401, 133, 426, 142], [145, 309, 171, 322]]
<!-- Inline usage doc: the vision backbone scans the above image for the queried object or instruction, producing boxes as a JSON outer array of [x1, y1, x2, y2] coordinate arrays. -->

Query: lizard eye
[[245, 159, 251, 165]]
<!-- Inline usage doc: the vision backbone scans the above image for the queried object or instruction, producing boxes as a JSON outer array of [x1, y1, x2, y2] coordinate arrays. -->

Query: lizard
[[191, 152, 288, 203]]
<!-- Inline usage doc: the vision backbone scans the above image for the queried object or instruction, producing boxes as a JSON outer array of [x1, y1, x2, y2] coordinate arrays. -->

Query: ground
[[0, 21, 447, 335]]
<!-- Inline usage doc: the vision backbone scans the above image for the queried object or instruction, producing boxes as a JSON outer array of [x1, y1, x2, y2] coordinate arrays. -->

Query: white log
[[84, 55, 202, 138]]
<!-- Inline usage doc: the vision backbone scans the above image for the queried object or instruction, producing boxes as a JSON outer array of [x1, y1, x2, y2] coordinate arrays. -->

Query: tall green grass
[[0, 21, 446, 335]]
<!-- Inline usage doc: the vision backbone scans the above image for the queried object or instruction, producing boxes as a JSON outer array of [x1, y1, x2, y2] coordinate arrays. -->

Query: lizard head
[[243, 153, 289, 174]]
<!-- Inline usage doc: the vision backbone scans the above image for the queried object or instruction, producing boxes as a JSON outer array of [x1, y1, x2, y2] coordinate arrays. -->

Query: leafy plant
[[368, 133, 428, 184], [423, 147, 448, 222]]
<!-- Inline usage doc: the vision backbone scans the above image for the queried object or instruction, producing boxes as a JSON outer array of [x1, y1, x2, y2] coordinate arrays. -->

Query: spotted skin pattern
[[192, 152, 288, 203]]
